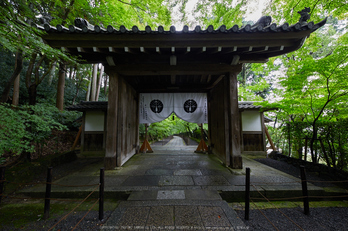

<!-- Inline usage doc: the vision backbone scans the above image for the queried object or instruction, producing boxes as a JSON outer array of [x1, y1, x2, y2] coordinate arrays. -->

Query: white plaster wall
[[242, 111, 262, 131], [85, 111, 105, 131]]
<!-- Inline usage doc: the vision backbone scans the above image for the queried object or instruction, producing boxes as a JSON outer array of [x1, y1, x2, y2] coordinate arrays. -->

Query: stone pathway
[[103, 136, 245, 230]]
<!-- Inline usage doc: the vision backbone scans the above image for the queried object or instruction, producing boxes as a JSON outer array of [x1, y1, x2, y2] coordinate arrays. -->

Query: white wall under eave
[[85, 111, 105, 131], [242, 111, 262, 132]]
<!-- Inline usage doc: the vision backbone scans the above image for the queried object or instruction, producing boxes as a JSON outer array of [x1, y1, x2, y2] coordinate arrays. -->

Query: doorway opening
[[139, 113, 208, 150]]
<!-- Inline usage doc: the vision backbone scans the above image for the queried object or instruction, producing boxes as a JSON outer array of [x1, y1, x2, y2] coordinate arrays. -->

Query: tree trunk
[[1, 51, 23, 103], [90, 64, 98, 101], [47, 61, 56, 86], [56, 63, 66, 111], [96, 65, 104, 101], [86, 75, 91, 101], [28, 84, 37, 105], [12, 52, 21, 106], [310, 123, 318, 163]]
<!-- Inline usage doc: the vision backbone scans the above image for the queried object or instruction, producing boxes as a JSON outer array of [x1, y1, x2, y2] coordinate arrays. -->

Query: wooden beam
[[61, 47, 69, 52], [171, 74, 176, 84], [170, 55, 177, 66], [107, 63, 242, 76], [44, 33, 309, 49], [265, 125, 276, 151], [207, 75, 224, 89], [185, 47, 191, 54], [231, 55, 240, 65], [209, 46, 222, 54], [106, 56, 116, 66], [77, 47, 85, 52], [43, 30, 312, 46]]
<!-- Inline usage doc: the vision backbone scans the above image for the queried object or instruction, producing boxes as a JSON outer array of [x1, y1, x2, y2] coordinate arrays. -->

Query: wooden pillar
[[226, 72, 242, 169], [135, 93, 140, 153], [207, 92, 213, 153], [104, 71, 119, 169]]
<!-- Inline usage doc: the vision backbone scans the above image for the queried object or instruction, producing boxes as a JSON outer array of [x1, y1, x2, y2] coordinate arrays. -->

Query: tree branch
[[34, 55, 46, 85], [25, 53, 37, 89], [117, 0, 147, 12], [38, 59, 57, 84]]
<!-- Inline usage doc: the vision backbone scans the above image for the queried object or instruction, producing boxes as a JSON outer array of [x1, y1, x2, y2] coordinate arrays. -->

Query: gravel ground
[[236, 207, 348, 231], [1, 211, 112, 231]]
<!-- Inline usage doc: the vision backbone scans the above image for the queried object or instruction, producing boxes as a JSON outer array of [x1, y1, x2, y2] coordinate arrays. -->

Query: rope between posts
[[250, 181, 302, 185], [50, 182, 100, 187], [306, 179, 348, 183], [48, 185, 99, 231], [1, 180, 46, 185], [0, 194, 99, 202], [0, 180, 100, 187], [250, 196, 306, 201], [308, 195, 348, 199], [71, 198, 100, 231], [250, 198, 279, 231], [252, 184, 305, 231]]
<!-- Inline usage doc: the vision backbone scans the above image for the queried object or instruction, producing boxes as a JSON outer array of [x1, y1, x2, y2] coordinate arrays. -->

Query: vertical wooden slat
[[226, 72, 242, 169], [116, 76, 124, 167], [223, 75, 231, 166], [104, 71, 119, 169], [135, 93, 140, 152]]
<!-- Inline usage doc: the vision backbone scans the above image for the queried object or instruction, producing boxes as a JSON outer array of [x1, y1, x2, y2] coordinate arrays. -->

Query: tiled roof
[[40, 15, 325, 35], [238, 101, 262, 109], [66, 101, 108, 111]]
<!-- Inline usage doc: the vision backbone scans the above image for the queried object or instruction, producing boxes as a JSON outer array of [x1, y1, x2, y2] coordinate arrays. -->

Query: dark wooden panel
[[84, 134, 104, 151], [243, 134, 264, 151], [117, 76, 138, 166], [209, 79, 227, 164]]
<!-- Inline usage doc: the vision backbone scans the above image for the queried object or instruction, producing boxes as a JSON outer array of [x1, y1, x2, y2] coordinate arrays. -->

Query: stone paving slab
[[159, 175, 194, 186], [128, 189, 222, 201], [103, 200, 245, 231]]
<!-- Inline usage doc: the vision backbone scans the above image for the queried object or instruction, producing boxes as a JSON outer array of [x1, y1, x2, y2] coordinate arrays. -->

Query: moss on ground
[[0, 199, 118, 229], [231, 200, 348, 211]]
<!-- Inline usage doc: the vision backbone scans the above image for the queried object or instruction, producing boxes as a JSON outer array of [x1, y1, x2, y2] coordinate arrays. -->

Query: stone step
[[127, 189, 222, 201], [103, 200, 246, 230]]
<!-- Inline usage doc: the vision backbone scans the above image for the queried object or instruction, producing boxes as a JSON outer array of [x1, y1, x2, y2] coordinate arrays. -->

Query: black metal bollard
[[245, 167, 250, 220], [99, 167, 105, 221], [44, 167, 53, 220], [300, 165, 310, 215], [0, 167, 5, 204]]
